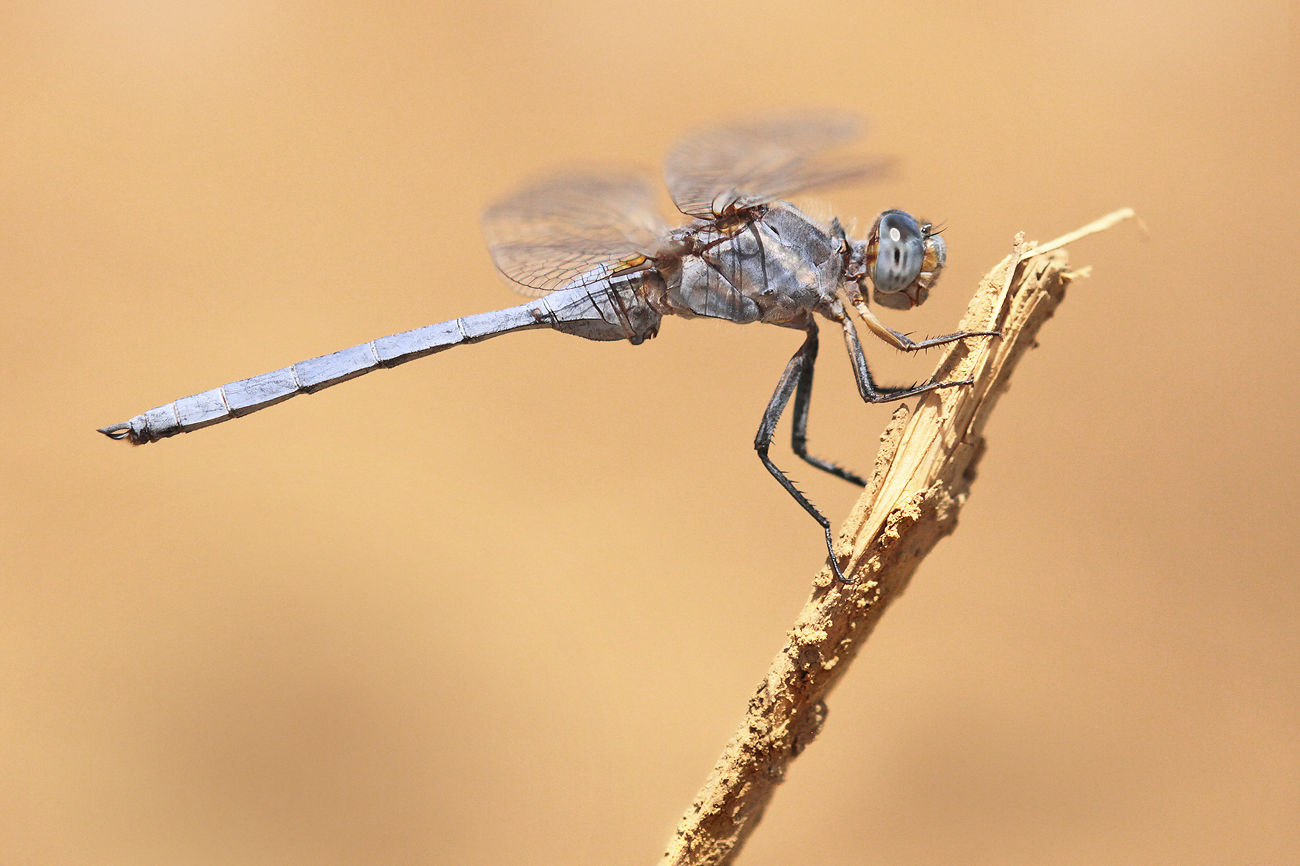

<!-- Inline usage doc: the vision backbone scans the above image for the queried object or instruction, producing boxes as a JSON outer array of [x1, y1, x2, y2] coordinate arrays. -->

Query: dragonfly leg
[[789, 324, 868, 487], [840, 313, 977, 402], [852, 298, 1001, 352], [755, 323, 856, 584]]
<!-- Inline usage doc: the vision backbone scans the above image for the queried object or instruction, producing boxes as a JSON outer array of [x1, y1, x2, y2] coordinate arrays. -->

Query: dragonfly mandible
[[98, 113, 998, 583]]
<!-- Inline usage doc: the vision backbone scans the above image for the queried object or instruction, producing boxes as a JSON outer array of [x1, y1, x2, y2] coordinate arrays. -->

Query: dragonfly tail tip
[[97, 423, 134, 443]]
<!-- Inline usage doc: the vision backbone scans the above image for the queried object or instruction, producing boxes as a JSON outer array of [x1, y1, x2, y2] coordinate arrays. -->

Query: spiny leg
[[853, 298, 1001, 353], [789, 324, 868, 487], [840, 312, 978, 403], [755, 324, 856, 585], [757, 311, 987, 585]]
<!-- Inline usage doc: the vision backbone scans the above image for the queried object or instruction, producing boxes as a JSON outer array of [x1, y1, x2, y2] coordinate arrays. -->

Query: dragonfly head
[[860, 210, 946, 310]]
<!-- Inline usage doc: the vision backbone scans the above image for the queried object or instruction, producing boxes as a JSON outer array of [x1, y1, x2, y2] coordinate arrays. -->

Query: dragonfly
[[98, 113, 997, 584]]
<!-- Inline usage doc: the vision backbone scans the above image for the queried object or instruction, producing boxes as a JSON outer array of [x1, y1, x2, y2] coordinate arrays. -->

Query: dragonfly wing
[[482, 171, 668, 296], [663, 112, 890, 218]]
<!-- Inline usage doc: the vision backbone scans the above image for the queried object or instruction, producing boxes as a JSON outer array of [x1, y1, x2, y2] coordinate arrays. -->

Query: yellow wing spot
[[612, 254, 649, 273]]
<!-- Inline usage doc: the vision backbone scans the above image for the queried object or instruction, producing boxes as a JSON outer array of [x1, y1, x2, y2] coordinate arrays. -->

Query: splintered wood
[[663, 209, 1136, 866]]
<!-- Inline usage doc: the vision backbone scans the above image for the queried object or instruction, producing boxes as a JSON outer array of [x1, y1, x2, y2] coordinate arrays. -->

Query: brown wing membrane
[[482, 171, 668, 295], [663, 113, 889, 218]]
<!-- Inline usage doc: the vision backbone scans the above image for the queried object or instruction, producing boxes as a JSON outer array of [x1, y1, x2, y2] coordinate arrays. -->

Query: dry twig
[[662, 208, 1137, 866]]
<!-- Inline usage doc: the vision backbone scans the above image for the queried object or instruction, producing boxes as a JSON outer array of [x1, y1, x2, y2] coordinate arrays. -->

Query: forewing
[[482, 171, 667, 295], [663, 113, 889, 218]]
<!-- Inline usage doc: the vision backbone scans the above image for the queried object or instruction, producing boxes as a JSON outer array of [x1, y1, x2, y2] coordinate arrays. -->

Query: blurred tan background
[[2, 1, 1297, 864]]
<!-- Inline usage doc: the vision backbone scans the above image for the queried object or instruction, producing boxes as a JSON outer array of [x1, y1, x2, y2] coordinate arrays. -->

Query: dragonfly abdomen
[[98, 283, 659, 445]]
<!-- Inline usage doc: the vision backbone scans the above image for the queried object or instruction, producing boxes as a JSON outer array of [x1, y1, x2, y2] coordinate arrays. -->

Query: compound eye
[[873, 211, 926, 294]]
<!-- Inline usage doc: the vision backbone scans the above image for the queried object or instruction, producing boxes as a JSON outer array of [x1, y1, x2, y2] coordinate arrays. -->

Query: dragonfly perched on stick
[[98, 113, 997, 583]]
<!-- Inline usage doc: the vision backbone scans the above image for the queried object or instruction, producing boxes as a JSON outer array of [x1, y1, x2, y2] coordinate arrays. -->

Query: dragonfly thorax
[[654, 202, 847, 328]]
